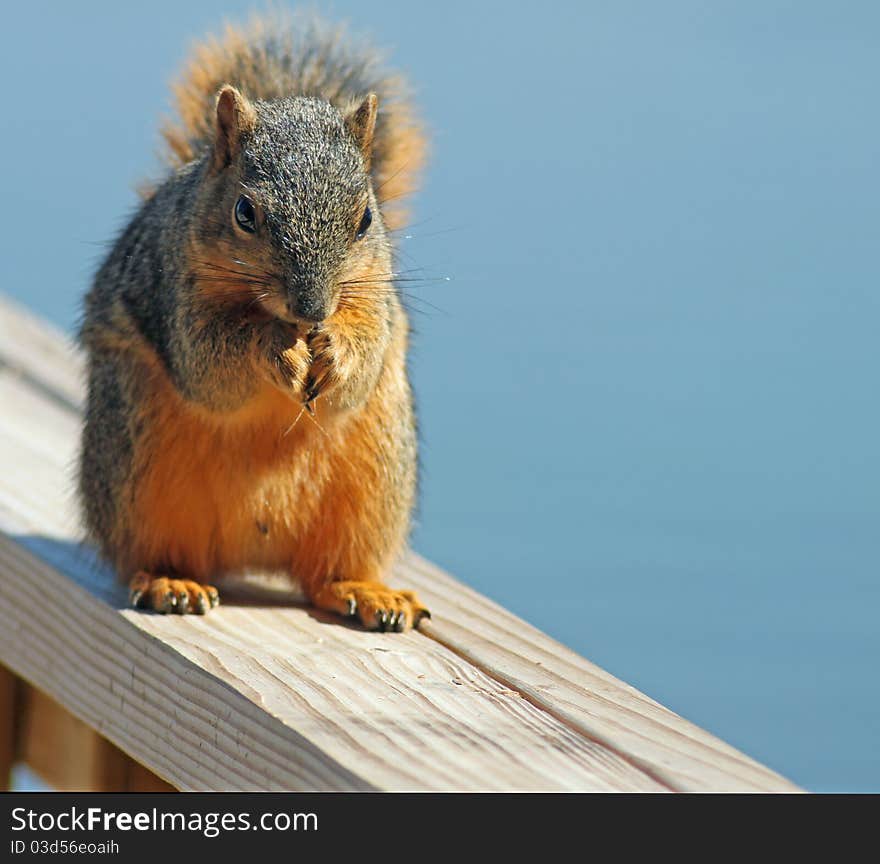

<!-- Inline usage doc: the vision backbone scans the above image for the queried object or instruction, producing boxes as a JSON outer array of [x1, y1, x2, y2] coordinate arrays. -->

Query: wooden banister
[[0, 295, 800, 792]]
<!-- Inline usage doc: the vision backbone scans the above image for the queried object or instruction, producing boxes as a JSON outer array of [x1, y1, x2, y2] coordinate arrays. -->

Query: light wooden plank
[[393, 556, 799, 792], [0, 294, 800, 791], [0, 525, 664, 792], [0, 295, 83, 413]]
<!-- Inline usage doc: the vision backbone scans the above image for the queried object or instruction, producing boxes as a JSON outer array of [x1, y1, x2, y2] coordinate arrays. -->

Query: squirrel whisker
[[372, 157, 419, 196], [340, 290, 446, 316], [193, 259, 277, 283], [231, 257, 275, 278], [192, 276, 273, 287], [203, 258, 275, 279], [280, 405, 307, 439], [377, 190, 412, 206], [342, 277, 445, 285], [196, 260, 264, 275], [244, 292, 272, 313], [303, 403, 331, 439], [193, 288, 271, 297], [191, 272, 275, 287]]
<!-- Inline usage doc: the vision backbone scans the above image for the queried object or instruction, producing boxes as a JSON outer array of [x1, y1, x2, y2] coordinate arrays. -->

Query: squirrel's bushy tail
[[159, 12, 426, 230]]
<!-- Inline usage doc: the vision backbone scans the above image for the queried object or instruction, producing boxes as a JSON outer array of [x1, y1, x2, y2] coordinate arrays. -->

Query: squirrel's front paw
[[129, 571, 220, 615], [259, 322, 310, 395], [304, 327, 346, 406]]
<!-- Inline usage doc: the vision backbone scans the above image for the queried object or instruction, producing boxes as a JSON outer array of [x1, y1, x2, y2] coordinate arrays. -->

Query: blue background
[[2, 2, 878, 791]]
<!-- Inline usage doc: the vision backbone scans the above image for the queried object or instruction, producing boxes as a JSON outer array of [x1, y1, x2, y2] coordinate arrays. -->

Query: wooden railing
[[0, 296, 800, 792]]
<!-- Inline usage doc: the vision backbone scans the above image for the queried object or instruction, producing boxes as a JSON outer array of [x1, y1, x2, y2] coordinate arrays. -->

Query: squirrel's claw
[[303, 328, 339, 405], [129, 570, 153, 608], [128, 572, 219, 616], [303, 375, 317, 404], [174, 589, 190, 614], [205, 585, 220, 609], [309, 580, 430, 632], [302, 370, 330, 408]]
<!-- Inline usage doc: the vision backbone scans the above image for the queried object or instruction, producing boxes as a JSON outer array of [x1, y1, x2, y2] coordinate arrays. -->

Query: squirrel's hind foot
[[310, 580, 430, 632], [129, 571, 220, 615]]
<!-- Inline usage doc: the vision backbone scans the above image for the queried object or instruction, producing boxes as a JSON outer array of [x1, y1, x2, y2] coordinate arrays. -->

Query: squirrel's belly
[[130, 466, 308, 579], [126, 402, 322, 580], [120, 376, 401, 585]]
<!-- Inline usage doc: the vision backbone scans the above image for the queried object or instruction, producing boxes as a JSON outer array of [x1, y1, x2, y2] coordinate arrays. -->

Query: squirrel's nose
[[287, 287, 335, 323]]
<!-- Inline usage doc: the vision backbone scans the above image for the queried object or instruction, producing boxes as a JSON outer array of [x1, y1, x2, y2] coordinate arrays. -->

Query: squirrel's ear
[[212, 85, 256, 172], [345, 93, 378, 164]]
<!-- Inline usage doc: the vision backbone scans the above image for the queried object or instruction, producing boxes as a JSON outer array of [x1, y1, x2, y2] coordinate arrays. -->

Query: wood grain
[[0, 295, 800, 791], [0, 295, 83, 413], [394, 556, 796, 791]]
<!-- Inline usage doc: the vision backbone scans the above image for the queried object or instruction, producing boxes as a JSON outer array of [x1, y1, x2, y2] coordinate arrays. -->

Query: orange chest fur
[[128, 384, 327, 578]]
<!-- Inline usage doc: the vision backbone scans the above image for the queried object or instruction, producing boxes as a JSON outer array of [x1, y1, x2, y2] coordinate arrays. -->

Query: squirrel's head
[[188, 86, 389, 324]]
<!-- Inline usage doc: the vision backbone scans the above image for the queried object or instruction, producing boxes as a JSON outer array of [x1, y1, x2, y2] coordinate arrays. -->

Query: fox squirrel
[[78, 14, 429, 631]]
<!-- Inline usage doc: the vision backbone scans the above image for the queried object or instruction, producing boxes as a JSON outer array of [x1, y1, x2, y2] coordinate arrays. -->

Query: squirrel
[[77, 14, 430, 631]]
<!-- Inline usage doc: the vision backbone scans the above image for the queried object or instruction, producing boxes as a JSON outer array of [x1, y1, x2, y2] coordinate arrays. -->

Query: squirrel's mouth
[[258, 292, 332, 331]]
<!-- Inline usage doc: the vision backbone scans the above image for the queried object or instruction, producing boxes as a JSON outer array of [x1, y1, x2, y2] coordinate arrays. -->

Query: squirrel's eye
[[234, 196, 257, 234], [355, 206, 372, 240]]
